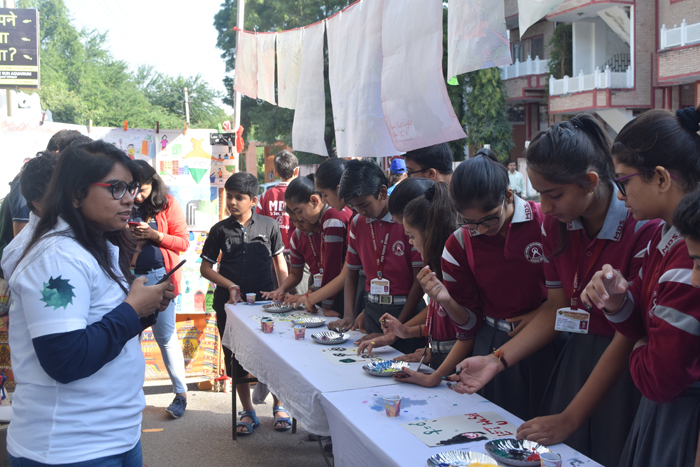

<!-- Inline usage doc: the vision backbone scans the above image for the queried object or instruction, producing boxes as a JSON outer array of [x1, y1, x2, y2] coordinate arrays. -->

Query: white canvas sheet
[[292, 22, 329, 157], [327, 0, 396, 159], [518, 0, 566, 36], [257, 33, 277, 105], [447, 0, 512, 78], [381, 0, 466, 152], [276, 29, 303, 109], [234, 30, 258, 99]]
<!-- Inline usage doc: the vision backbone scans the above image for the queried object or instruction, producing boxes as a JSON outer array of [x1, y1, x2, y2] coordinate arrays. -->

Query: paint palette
[[427, 450, 498, 467], [484, 439, 550, 466], [291, 317, 326, 328], [311, 331, 350, 345], [262, 303, 296, 313], [362, 360, 409, 377]]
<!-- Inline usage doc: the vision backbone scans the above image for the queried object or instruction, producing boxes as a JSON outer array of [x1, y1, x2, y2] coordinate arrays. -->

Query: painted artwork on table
[[319, 347, 385, 366], [401, 411, 518, 447], [447, 0, 511, 78], [141, 313, 220, 381]]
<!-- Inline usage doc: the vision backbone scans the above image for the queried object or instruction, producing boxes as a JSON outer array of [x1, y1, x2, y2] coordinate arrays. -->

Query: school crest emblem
[[392, 241, 405, 256], [524, 242, 544, 263]]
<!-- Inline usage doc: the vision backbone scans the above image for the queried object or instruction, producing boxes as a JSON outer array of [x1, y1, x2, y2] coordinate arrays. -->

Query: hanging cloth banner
[[518, 0, 566, 36], [276, 29, 303, 110], [292, 22, 329, 157], [327, 0, 396, 159], [257, 33, 277, 105], [447, 0, 512, 79], [234, 30, 258, 99], [380, 0, 466, 152]]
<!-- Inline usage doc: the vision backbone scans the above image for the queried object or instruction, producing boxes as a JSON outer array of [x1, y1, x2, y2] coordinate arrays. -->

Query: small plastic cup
[[294, 324, 306, 340], [540, 452, 562, 467], [261, 318, 274, 334], [383, 395, 401, 417], [246, 293, 256, 305]]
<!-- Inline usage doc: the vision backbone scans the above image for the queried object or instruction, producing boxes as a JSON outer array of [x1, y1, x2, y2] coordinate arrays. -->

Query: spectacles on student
[[407, 168, 427, 178], [90, 181, 141, 200], [614, 171, 679, 197], [459, 201, 505, 230]]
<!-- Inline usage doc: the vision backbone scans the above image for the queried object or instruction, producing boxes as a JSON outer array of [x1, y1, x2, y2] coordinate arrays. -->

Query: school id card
[[554, 307, 590, 334]]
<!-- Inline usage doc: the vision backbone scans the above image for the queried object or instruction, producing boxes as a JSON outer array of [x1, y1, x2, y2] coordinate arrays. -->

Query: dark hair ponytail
[[612, 107, 700, 192], [388, 178, 435, 217], [315, 157, 347, 190], [403, 182, 457, 281], [285, 174, 320, 204], [527, 114, 614, 256], [451, 154, 509, 212]]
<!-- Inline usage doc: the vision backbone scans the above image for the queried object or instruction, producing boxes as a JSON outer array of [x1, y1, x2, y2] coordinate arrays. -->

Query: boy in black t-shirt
[[200, 172, 290, 435]]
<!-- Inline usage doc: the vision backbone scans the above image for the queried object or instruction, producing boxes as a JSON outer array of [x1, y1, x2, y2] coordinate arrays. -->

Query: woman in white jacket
[[7, 140, 173, 466]]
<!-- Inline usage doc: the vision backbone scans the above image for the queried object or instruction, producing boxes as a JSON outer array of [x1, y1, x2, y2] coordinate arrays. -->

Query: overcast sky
[[63, 0, 234, 113]]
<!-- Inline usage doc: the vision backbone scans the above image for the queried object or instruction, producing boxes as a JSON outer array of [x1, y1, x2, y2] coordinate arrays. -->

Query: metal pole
[[233, 0, 245, 131], [183, 87, 190, 126], [4, 0, 14, 117]]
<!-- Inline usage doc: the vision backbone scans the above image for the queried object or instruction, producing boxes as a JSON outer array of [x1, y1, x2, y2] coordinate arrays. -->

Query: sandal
[[237, 410, 260, 435], [273, 405, 292, 432]]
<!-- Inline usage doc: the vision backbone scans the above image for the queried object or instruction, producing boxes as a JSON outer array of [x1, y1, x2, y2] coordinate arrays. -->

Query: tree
[[462, 67, 514, 161], [18, 0, 229, 129], [547, 23, 573, 79], [135, 65, 229, 129]]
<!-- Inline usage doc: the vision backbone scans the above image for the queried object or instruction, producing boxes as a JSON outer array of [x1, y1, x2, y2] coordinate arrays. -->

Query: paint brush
[[416, 352, 426, 373]]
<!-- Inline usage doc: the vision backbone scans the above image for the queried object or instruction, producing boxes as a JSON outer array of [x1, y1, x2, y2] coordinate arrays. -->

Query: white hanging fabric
[[276, 30, 303, 110], [257, 33, 277, 105], [380, 0, 466, 152], [447, 0, 512, 79], [233, 30, 258, 99], [518, 0, 566, 36], [327, 0, 397, 159], [292, 22, 329, 157]]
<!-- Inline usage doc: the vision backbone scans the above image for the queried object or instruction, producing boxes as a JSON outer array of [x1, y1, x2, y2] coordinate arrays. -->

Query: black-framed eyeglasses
[[91, 181, 141, 200], [459, 201, 505, 230], [407, 168, 427, 178]]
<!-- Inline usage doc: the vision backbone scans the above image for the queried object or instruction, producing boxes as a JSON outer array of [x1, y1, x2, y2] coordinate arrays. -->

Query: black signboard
[[0, 8, 39, 88]]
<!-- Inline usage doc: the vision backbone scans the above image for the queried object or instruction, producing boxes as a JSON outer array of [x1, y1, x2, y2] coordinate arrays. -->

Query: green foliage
[[547, 23, 573, 79], [18, 0, 228, 129], [462, 68, 514, 161]]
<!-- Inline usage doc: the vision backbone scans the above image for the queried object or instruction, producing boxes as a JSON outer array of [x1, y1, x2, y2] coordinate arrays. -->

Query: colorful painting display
[[142, 313, 220, 381]]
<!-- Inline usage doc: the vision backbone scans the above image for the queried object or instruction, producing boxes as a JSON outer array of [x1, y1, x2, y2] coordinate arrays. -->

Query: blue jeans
[[137, 267, 188, 394], [9, 441, 142, 467]]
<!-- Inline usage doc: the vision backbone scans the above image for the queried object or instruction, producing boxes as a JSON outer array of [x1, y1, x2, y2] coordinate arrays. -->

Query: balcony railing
[[500, 56, 549, 80], [549, 65, 633, 96], [660, 19, 700, 50]]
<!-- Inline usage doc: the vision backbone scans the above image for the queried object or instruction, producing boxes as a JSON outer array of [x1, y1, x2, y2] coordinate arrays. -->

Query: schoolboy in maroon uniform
[[338, 160, 424, 353], [256, 150, 298, 248], [288, 212, 322, 284]]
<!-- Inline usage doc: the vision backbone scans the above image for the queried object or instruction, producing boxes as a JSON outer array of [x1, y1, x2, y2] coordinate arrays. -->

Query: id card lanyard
[[555, 231, 606, 334], [308, 233, 323, 274], [369, 221, 390, 280], [570, 232, 607, 308]]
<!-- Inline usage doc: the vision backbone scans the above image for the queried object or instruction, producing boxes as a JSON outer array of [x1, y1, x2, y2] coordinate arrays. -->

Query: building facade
[[501, 0, 700, 160]]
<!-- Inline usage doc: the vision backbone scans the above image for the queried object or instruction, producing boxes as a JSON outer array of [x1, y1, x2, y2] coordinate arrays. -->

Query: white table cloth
[[223, 303, 418, 435], [320, 384, 603, 467]]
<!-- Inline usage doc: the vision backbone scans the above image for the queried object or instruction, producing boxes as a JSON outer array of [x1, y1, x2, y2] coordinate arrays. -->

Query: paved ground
[[141, 381, 330, 467]]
